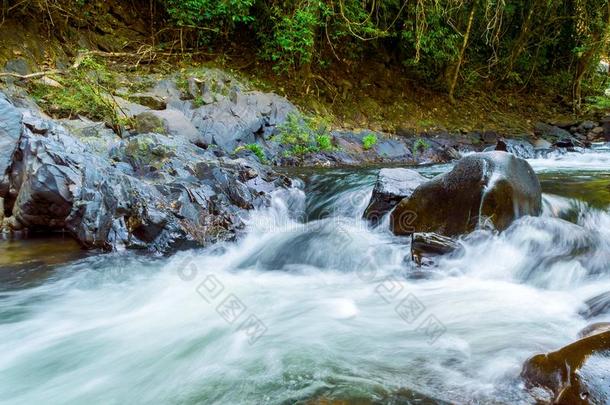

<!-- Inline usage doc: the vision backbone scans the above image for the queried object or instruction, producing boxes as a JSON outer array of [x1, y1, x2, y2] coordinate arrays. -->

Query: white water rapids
[[0, 148, 609, 404]]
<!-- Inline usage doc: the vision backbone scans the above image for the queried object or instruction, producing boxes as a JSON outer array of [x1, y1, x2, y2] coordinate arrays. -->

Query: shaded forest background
[[1, 0, 610, 132]]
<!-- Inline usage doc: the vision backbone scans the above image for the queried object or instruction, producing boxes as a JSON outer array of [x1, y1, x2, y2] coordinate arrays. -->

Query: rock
[[128, 93, 167, 110], [533, 138, 552, 149], [578, 322, 610, 339], [133, 109, 202, 145], [495, 138, 536, 159], [190, 91, 296, 152], [411, 232, 459, 266], [580, 291, 610, 319], [521, 331, 610, 404], [133, 112, 167, 134], [0, 94, 290, 253], [391, 151, 542, 236], [578, 121, 597, 132], [600, 116, 610, 141], [534, 122, 572, 142], [363, 168, 426, 223], [374, 139, 411, 160], [0, 93, 23, 194]]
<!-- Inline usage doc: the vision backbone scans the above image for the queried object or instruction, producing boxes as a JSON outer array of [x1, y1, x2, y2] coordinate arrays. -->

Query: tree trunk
[[449, 1, 477, 103]]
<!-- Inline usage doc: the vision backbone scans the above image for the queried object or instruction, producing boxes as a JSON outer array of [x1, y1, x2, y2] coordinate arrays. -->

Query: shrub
[[162, 0, 254, 38], [413, 138, 430, 154], [362, 133, 378, 150], [275, 112, 334, 156], [235, 143, 267, 162]]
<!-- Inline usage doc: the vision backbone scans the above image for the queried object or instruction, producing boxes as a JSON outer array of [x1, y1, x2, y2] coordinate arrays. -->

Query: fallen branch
[[0, 69, 64, 80]]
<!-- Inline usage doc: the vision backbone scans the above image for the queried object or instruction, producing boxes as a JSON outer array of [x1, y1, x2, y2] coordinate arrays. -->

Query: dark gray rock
[[191, 91, 295, 152], [0, 95, 290, 253], [534, 122, 572, 141], [391, 151, 542, 237], [363, 168, 426, 224], [0, 93, 23, 194], [128, 93, 167, 110]]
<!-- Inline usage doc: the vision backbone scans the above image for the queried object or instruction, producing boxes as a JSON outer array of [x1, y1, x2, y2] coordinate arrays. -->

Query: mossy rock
[[133, 112, 167, 135]]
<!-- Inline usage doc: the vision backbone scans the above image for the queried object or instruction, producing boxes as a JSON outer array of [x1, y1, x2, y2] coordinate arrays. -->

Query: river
[[0, 147, 609, 404]]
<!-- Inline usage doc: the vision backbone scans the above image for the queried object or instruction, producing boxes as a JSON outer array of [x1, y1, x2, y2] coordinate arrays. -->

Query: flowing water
[[0, 147, 609, 404]]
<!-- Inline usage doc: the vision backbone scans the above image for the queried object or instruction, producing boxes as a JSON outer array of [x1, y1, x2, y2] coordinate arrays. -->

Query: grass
[[586, 95, 610, 111], [29, 55, 127, 132]]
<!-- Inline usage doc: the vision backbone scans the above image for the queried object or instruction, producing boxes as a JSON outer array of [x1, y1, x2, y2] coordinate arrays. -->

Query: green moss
[[125, 136, 174, 169]]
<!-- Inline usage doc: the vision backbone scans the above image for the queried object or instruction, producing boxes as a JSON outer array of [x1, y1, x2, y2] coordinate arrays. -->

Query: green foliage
[[235, 143, 267, 162], [30, 56, 122, 129], [156, 0, 609, 98], [261, 3, 324, 72], [275, 112, 334, 156], [413, 138, 430, 154], [362, 133, 378, 150], [162, 0, 254, 35]]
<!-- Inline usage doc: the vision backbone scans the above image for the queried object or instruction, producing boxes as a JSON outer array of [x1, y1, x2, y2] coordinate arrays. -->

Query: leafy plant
[[362, 133, 378, 150], [413, 138, 430, 154], [235, 143, 267, 162], [275, 112, 334, 156]]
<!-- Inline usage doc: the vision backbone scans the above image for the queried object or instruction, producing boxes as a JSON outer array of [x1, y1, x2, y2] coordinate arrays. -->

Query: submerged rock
[[578, 322, 610, 338], [521, 331, 610, 404], [580, 291, 610, 319], [363, 168, 426, 224], [390, 151, 542, 237]]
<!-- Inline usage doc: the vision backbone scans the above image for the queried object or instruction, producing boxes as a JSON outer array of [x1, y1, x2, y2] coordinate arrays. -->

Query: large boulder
[[0, 96, 290, 253], [521, 331, 610, 404], [390, 151, 542, 236], [363, 168, 426, 223]]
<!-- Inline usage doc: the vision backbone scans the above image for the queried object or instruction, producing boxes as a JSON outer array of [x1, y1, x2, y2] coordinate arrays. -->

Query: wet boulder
[[390, 151, 542, 237], [578, 322, 610, 338], [521, 331, 610, 404], [363, 168, 426, 224], [411, 232, 459, 266]]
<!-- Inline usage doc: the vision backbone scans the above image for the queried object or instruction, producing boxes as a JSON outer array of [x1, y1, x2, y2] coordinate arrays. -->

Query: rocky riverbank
[[1, 66, 610, 254]]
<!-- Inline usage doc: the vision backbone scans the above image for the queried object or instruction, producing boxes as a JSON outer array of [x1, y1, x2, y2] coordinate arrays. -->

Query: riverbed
[[0, 147, 609, 404]]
